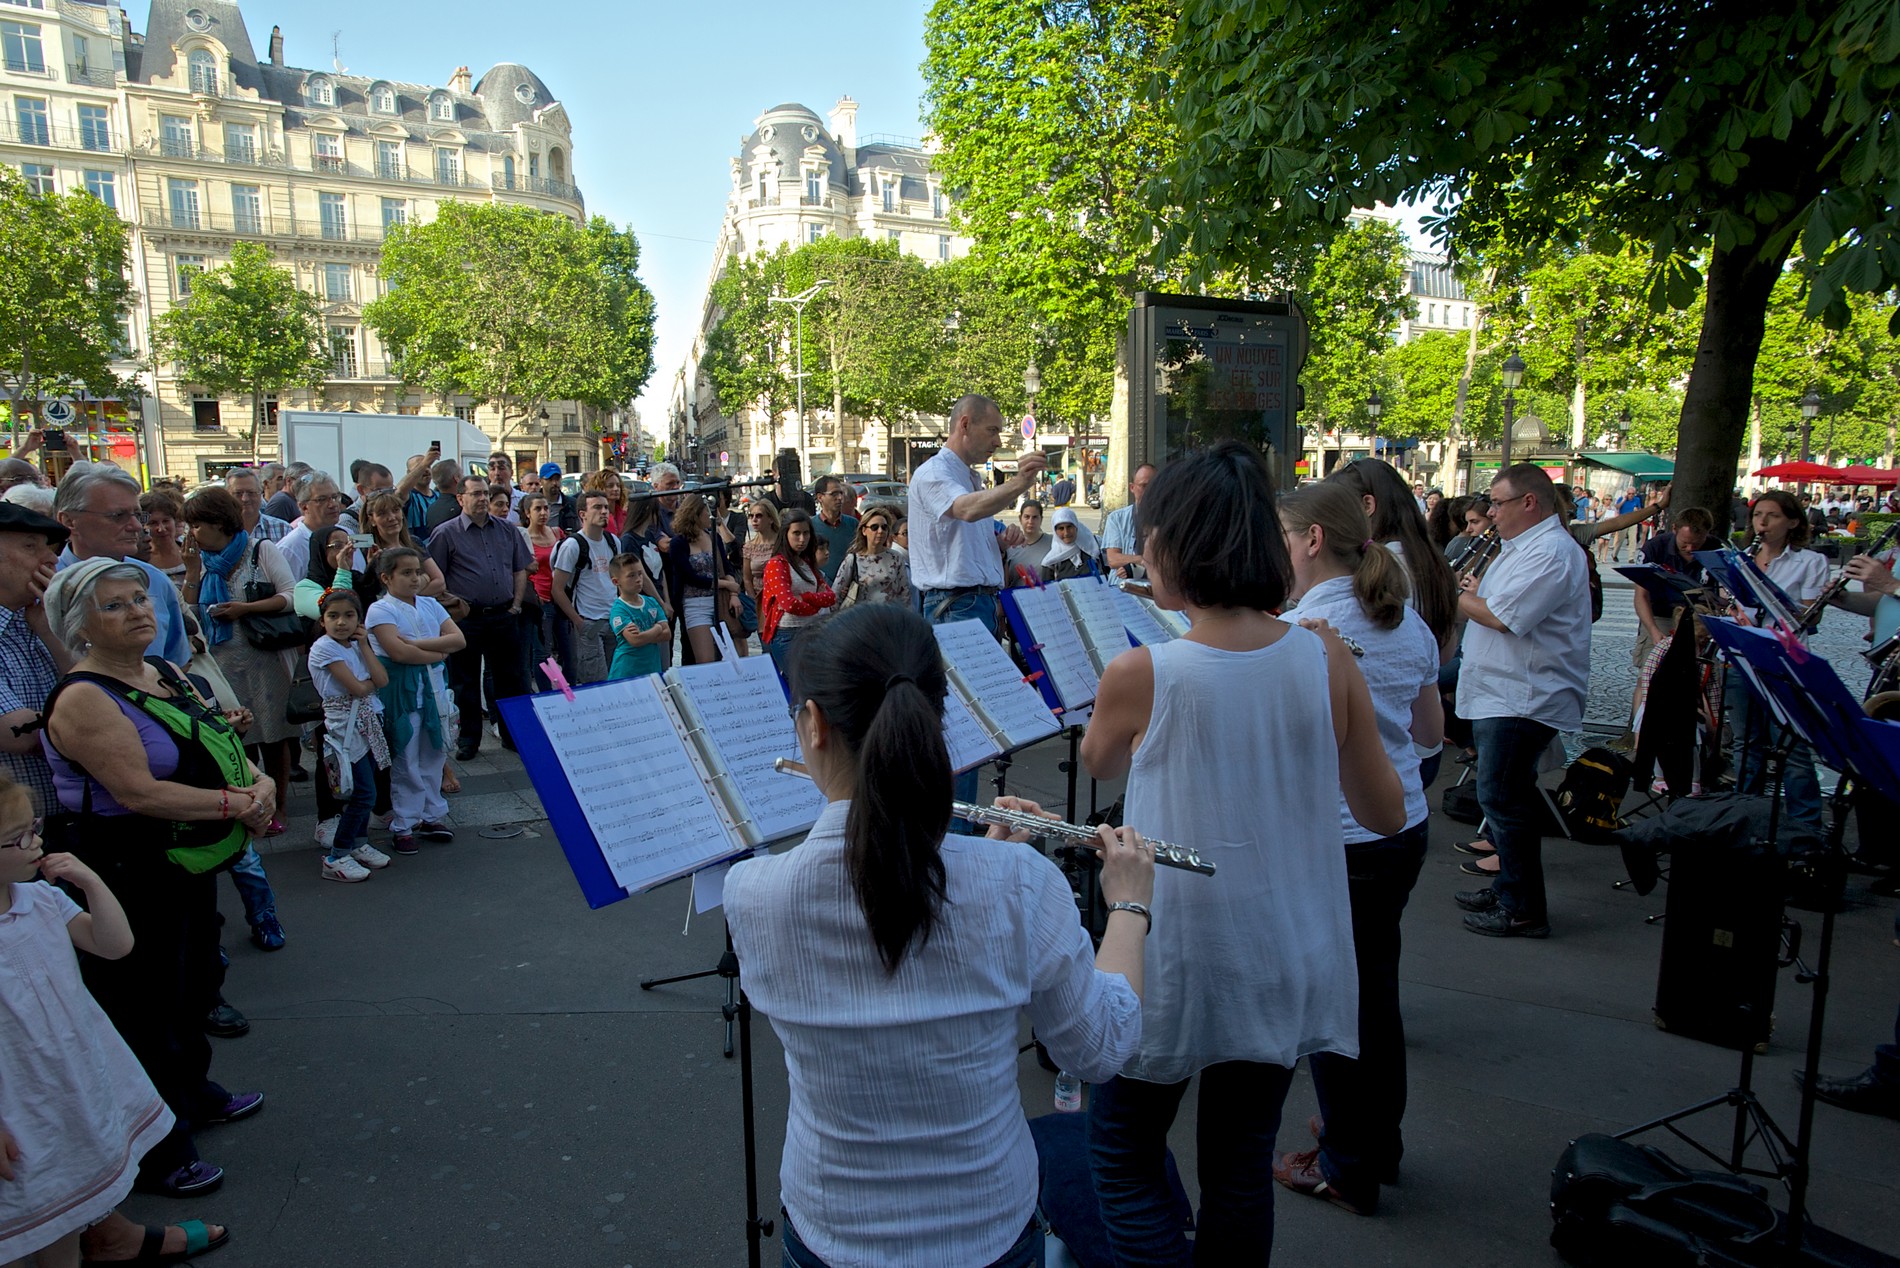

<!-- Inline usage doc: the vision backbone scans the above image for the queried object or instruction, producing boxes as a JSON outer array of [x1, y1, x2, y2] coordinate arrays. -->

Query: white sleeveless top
[[1121, 629, 1359, 1082]]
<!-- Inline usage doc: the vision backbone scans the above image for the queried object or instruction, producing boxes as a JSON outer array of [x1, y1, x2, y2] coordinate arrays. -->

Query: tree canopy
[[1161, 0, 1900, 513], [150, 241, 328, 461], [0, 167, 135, 441]]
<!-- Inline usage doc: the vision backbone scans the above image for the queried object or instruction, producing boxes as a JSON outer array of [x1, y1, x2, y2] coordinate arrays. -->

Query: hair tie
[[883, 673, 914, 693], [1361, 539, 1374, 554]]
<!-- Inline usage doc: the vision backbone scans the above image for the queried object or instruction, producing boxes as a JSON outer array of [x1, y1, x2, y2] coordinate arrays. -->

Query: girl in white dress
[[366, 549, 465, 857]]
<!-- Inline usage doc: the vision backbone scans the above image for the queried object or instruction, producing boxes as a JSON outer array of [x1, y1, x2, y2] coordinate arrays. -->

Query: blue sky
[[249, 0, 936, 431]]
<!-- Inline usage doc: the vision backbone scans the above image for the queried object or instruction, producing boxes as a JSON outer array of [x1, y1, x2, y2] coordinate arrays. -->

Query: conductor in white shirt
[[1452, 464, 1591, 939]]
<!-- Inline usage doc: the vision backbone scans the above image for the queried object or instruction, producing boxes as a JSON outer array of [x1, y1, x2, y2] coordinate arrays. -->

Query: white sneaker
[[351, 843, 392, 869], [370, 812, 391, 832], [314, 817, 339, 850], [321, 855, 371, 883]]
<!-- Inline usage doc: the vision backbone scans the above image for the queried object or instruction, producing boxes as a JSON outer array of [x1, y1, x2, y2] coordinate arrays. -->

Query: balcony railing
[[67, 63, 115, 88], [2, 54, 51, 77], [141, 206, 387, 245], [129, 140, 479, 187], [491, 172, 582, 204], [323, 358, 398, 382], [0, 116, 123, 152]]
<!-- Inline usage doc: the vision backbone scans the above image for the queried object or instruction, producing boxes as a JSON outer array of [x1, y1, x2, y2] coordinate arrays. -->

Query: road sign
[[719, 451, 729, 465], [42, 398, 75, 426], [1022, 413, 1036, 440]]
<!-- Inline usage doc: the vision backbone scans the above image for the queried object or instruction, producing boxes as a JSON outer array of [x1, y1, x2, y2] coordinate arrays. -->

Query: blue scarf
[[198, 529, 251, 646]]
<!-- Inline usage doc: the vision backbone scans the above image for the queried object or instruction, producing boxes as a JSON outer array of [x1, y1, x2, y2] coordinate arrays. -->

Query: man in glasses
[[51, 462, 190, 664], [274, 471, 350, 578], [1451, 463, 1590, 939], [222, 467, 292, 542], [811, 475, 859, 584]]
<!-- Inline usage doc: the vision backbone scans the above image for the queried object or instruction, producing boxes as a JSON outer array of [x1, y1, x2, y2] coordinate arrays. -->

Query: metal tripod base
[[640, 962, 737, 1058]]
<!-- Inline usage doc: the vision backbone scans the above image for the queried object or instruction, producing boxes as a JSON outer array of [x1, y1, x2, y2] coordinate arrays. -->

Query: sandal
[[440, 764, 462, 795], [83, 1219, 229, 1265]]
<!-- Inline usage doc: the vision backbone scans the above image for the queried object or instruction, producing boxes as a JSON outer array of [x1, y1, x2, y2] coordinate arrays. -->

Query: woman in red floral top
[[760, 510, 835, 675]]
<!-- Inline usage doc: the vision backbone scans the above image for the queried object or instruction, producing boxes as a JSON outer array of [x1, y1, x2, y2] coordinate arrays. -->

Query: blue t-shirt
[[609, 595, 666, 680], [812, 513, 858, 584]]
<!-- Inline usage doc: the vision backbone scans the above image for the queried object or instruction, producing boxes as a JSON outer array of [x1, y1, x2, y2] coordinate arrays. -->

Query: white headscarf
[[1042, 506, 1100, 571]]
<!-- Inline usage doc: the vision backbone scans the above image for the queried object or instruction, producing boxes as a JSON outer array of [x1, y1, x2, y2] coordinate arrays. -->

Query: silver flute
[[773, 758, 1216, 876]]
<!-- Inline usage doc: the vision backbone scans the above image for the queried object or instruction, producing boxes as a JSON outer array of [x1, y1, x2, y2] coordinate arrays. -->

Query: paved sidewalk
[[148, 697, 1899, 1267]]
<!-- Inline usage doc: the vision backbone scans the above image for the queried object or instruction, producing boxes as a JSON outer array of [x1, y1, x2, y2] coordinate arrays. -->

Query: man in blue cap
[[538, 461, 580, 533]]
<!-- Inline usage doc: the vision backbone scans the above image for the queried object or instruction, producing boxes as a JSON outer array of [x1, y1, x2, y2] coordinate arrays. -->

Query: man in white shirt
[[275, 472, 346, 578], [1453, 463, 1591, 939], [1101, 464, 1154, 578], [909, 394, 1043, 637], [551, 490, 617, 682], [223, 468, 292, 542]]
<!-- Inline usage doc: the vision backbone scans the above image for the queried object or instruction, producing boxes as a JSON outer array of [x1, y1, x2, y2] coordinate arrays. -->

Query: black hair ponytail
[[785, 604, 953, 971]]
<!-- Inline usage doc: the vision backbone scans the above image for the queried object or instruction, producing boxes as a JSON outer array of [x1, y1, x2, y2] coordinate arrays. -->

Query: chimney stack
[[268, 25, 283, 66], [828, 95, 859, 149], [448, 65, 472, 93]]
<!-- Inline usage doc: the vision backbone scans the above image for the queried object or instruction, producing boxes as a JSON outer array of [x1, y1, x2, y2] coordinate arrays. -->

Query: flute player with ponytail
[[724, 603, 1153, 1268]]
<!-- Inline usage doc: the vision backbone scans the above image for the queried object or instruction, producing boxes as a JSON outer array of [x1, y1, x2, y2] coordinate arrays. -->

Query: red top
[[760, 555, 835, 645], [527, 528, 565, 602]]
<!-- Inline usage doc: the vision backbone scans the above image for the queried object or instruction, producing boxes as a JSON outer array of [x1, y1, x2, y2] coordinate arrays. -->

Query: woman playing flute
[[1081, 441, 1405, 1265], [725, 603, 1155, 1268]]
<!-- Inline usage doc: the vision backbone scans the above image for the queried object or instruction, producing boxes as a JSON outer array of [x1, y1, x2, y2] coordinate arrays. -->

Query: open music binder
[[933, 618, 1064, 757], [1003, 576, 1188, 714]]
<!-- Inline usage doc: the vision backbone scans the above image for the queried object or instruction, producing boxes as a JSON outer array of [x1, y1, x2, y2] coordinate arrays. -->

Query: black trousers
[[79, 862, 229, 1180], [447, 607, 528, 749]]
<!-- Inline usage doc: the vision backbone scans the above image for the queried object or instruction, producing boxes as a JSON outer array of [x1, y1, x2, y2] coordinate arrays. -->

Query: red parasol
[[1751, 461, 1846, 481], [1832, 464, 1900, 488]]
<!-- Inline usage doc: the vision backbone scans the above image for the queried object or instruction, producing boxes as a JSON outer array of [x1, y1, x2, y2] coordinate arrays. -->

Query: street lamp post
[[1500, 352, 1526, 470], [538, 407, 550, 469], [767, 280, 833, 474], [1616, 405, 1632, 450], [1799, 388, 1821, 464], [1366, 388, 1383, 460]]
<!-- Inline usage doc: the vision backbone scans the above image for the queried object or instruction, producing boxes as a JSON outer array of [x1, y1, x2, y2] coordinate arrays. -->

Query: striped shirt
[[0, 607, 58, 814]]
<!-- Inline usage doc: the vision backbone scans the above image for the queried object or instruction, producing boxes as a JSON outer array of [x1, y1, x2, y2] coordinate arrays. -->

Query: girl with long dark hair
[[1082, 441, 1404, 1265], [1327, 459, 1459, 653], [758, 509, 834, 675], [725, 604, 1152, 1268]]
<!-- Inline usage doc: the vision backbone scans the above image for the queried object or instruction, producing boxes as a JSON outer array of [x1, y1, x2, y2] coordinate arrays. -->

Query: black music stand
[[1617, 619, 1900, 1258]]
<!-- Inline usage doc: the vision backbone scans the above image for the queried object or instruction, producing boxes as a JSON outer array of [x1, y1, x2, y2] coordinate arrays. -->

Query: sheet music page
[[530, 678, 739, 893], [942, 687, 1000, 772], [1010, 585, 1100, 708], [1060, 577, 1138, 672], [1143, 598, 1191, 637], [668, 656, 825, 846], [931, 619, 1062, 748], [1112, 588, 1176, 646]]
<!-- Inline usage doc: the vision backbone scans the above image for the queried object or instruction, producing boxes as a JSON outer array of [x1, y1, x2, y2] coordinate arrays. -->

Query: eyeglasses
[[787, 698, 804, 723], [864, 523, 890, 533], [1, 818, 42, 850], [303, 493, 342, 506], [78, 508, 147, 526]]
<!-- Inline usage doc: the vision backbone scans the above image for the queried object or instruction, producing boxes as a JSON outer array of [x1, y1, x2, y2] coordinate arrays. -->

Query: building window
[[374, 139, 402, 179], [562, 412, 577, 433], [223, 122, 254, 163], [174, 254, 205, 298], [19, 161, 51, 194], [453, 404, 476, 422], [262, 394, 278, 428], [69, 33, 88, 73], [931, 189, 943, 217], [807, 223, 823, 245], [380, 197, 405, 229], [1462, 306, 1470, 327], [187, 47, 217, 95], [82, 168, 115, 208], [499, 155, 515, 189], [433, 146, 459, 184], [306, 75, 332, 106], [166, 178, 200, 229], [230, 183, 260, 233], [755, 172, 767, 203], [804, 172, 821, 203], [882, 182, 894, 213], [888, 229, 901, 243], [13, 96, 49, 145], [313, 132, 342, 173], [321, 262, 350, 302], [0, 1, 47, 9], [191, 394, 221, 431], [564, 452, 579, 474], [371, 84, 394, 113], [318, 192, 346, 240], [527, 151, 538, 179], [77, 103, 109, 150], [327, 326, 357, 378], [427, 92, 451, 122], [159, 113, 192, 157], [938, 234, 950, 262], [1, 20, 44, 74]]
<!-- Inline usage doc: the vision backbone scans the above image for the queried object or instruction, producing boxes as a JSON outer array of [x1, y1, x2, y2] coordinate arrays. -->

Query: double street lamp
[[768, 279, 833, 468], [1799, 388, 1822, 464], [1366, 388, 1383, 457], [1499, 352, 1526, 469]]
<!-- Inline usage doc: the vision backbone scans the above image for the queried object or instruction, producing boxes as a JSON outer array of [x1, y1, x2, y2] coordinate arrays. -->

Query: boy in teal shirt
[[609, 552, 672, 680]]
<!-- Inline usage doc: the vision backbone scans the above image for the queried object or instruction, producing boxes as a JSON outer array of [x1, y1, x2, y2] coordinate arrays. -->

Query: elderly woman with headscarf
[[1039, 506, 1104, 583], [180, 487, 298, 837], [38, 559, 268, 1201]]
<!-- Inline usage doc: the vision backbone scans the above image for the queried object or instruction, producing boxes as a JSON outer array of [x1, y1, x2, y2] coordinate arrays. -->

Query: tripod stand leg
[[726, 962, 774, 1267]]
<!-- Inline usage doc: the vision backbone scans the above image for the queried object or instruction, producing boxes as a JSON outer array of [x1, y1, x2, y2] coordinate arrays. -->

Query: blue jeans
[[767, 624, 799, 678], [227, 844, 276, 930], [1088, 1061, 1297, 1266], [921, 589, 1001, 811], [1471, 715, 1558, 923], [327, 752, 379, 861], [1724, 666, 1824, 830], [781, 1210, 1042, 1268], [1308, 821, 1429, 1205]]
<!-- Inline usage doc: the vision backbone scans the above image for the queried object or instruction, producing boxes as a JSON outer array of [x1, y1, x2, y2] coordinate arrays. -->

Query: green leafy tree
[[1297, 219, 1415, 445], [0, 168, 136, 444], [1381, 332, 1491, 444], [699, 247, 798, 453], [1162, 0, 1900, 517], [1752, 271, 1900, 465], [364, 205, 657, 450], [149, 242, 328, 462]]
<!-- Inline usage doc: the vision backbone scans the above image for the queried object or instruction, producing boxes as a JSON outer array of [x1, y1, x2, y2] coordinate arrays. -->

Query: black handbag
[[239, 542, 309, 651], [284, 663, 323, 725]]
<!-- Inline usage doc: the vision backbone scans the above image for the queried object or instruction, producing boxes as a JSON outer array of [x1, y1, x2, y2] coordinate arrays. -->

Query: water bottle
[[1053, 1070, 1083, 1113]]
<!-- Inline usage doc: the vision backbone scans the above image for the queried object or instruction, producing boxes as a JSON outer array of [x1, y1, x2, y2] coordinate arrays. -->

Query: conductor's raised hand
[[1016, 450, 1048, 483], [987, 794, 1056, 842], [1096, 825, 1155, 908]]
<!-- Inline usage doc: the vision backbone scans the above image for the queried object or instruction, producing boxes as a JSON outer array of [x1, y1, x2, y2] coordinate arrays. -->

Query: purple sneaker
[[202, 1091, 265, 1124]]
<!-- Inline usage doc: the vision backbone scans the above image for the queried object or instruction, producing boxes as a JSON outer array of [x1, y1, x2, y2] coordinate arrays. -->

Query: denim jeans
[[1089, 1061, 1297, 1266], [1724, 666, 1824, 830], [226, 844, 276, 930], [327, 751, 379, 861], [781, 1210, 1042, 1268], [921, 589, 1001, 811], [1308, 820, 1429, 1204], [767, 624, 799, 677], [1876, 995, 1900, 1089], [1471, 715, 1558, 923]]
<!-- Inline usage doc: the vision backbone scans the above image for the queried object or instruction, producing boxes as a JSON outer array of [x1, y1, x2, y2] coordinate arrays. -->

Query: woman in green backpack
[[39, 559, 269, 1200]]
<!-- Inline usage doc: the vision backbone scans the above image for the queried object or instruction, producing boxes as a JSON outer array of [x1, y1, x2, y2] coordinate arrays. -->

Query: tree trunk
[[1448, 316, 1481, 494], [252, 385, 264, 464], [1104, 334, 1132, 511], [1673, 242, 1788, 520]]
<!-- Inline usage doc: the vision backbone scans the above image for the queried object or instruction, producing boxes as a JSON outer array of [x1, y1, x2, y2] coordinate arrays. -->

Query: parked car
[[559, 473, 652, 501]]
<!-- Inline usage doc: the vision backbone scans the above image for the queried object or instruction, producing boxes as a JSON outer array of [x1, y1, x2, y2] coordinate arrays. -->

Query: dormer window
[[187, 48, 217, 95], [306, 74, 333, 106], [882, 180, 894, 213], [805, 171, 822, 203], [427, 92, 452, 122], [370, 83, 395, 114]]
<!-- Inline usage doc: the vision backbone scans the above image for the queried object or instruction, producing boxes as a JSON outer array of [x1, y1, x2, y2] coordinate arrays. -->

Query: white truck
[[280, 410, 494, 484]]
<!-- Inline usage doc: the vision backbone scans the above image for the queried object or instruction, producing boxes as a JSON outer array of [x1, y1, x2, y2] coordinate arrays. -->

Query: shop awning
[[1580, 451, 1675, 480]]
